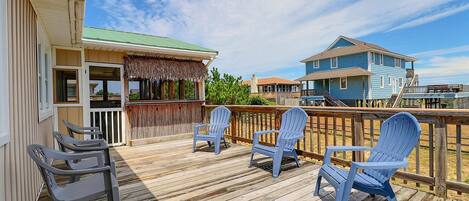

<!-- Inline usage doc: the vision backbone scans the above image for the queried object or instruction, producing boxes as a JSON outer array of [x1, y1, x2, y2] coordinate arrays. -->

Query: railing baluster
[[341, 115, 346, 159], [416, 136, 420, 187], [111, 111, 115, 145], [429, 123, 434, 191], [333, 117, 337, 157], [317, 115, 321, 154], [456, 124, 462, 195], [310, 116, 314, 153], [325, 116, 329, 151], [370, 119, 374, 147]]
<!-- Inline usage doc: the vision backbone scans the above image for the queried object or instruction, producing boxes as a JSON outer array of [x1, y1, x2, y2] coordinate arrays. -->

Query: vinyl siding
[[370, 64, 406, 99], [329, 76, 368, 100], [305, 52, 368, 74], [3, 1, 54, 201]]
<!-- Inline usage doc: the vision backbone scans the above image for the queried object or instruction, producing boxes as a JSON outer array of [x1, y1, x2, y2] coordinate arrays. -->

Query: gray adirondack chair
[[53, 132, 116, 182], [315, 112, 421, 201], [28, 144, 119, 201], [63, 120, 103, 139], [249, 107, 308, 177], [193, 106, 231, 155]]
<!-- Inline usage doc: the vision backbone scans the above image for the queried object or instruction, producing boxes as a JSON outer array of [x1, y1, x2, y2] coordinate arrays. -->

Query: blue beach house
[[296, 36, 416, 107]]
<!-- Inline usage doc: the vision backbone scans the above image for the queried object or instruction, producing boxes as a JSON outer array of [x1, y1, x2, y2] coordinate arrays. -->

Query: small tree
[[205, 68, 250, 105]]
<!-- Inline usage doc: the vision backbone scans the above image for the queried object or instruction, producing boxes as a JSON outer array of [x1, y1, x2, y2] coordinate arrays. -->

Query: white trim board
[[82, 38, 217, 60]]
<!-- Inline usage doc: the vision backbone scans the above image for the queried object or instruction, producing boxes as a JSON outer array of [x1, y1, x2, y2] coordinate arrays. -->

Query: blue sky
[[85, 0, 469, 85]]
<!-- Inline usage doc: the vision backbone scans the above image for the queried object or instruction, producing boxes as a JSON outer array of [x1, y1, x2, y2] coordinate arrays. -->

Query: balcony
[[38, 105, 469, 200], [40, 139, 433, 201]]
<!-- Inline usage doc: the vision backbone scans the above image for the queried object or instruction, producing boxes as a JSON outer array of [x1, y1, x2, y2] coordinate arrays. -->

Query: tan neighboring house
[[243, 75, 301, 105], [0, 0, 217, 200]]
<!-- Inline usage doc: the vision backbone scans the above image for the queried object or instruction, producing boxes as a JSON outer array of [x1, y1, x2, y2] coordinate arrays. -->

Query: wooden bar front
[[126, 101, 203, 140]]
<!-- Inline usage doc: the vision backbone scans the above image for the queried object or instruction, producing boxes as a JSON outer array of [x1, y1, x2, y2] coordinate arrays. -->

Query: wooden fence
[[203, 105, 469, 198]]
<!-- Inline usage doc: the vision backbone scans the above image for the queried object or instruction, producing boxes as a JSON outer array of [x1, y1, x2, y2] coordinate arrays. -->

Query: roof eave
[[82, 38, 218, 60]]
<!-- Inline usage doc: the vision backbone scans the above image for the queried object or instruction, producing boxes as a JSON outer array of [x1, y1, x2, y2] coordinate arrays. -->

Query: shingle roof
[[243, 77, 300, 85], [301, 36, 416, 63], [82, 27, 217, 53], [295, 67, 372, 81]]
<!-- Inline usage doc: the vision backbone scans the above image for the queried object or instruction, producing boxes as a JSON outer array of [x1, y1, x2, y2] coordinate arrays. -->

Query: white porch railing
[[90, 108, 125, 146]]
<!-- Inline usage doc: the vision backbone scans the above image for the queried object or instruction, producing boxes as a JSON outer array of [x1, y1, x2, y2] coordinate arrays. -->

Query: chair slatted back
[[208, 106, 231, 136], [365, 112, 421, 183], [27, 144, 59, 198], [277, 107, 308, 151], [63, 120, 84, 138]]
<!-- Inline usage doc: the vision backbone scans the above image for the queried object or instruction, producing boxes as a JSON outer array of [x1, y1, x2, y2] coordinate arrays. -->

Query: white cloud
[[411, 44, 469, 58], [388, 2, 469, 32], [416, 56, 469, 84], [96, 0, 461, 76]]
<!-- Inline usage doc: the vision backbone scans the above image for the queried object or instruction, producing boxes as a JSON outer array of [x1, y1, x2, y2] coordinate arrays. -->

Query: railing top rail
[[203, 105, 469, 123]]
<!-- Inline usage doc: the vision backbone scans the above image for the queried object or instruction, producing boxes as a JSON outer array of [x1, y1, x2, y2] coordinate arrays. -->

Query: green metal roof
[[82, 27, 217, 53]]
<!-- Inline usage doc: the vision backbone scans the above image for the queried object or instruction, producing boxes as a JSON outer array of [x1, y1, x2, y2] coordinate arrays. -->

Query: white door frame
[[83, 62, 125, 141]]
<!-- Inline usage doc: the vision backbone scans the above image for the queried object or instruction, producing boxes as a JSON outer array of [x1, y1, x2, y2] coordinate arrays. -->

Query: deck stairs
[[388, 74, 418, 108], [324, 93, 348, 107]]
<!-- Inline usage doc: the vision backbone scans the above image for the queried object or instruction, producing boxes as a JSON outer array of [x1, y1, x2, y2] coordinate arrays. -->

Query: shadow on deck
[[40, 139, 437, 201]]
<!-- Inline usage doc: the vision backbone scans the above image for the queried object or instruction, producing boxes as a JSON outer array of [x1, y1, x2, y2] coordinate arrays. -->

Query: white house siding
[[3, 0, 54, 200]]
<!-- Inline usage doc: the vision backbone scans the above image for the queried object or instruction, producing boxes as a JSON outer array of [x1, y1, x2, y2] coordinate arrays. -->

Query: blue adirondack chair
[[193, 106, 231, 155], [249, 107, 308, 177], [315, 112, 421, 201]]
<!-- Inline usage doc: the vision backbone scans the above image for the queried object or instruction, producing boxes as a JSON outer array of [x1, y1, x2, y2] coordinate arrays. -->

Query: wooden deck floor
[[40, 139, 438, 201]]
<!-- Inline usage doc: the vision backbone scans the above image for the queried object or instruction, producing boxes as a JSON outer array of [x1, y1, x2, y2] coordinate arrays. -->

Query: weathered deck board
[[39, 139, 435, 201]]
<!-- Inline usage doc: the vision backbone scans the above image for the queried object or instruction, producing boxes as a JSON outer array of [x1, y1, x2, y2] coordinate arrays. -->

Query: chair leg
[[384, 181, 397, 201], [223, 137, 228, 148], [314, 175, 322, 196], [272, 155, 282, 177], [192, 138, 197, 153], [214, 140, 221, 155], [249, 152, 255, 168], [108, 188, 119, 201], [292, 151, 300, 168]]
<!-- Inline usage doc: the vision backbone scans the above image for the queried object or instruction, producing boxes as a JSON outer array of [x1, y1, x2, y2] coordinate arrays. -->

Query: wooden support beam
[[434, 117, 447, 198], [352, 114, 364, 162], [179, 80, 185, 99], [231, 112, 237, 143], [169, 80, 175, 99]]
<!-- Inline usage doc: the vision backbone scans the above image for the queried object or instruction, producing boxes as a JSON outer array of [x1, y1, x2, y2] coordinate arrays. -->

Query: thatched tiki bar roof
[[124, 55, 208, 81]]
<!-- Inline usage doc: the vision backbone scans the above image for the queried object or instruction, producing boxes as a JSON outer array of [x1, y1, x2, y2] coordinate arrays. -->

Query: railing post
[[435, 117, 447, 198], [352, 114, 364, 162], [231, 112, 237, 143]]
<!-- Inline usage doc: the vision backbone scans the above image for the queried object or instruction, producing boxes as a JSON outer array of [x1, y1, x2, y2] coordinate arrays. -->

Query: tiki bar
[[123, 55, 210, 145]]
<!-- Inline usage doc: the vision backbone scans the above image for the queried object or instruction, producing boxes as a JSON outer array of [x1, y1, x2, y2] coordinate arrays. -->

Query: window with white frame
[[371, 52, 376, 64], [394, 58, 401, 68], [399, 77, 404, 87], [331, 57, 338, 68], [340, 77, 347, 90], [388, 76, 392, 86], [0, 0, 9, 145], [37, 22, 52, 121], [380, 54, 384, 65], [380, 76, 385, 88], [313, 60, 319, 68]]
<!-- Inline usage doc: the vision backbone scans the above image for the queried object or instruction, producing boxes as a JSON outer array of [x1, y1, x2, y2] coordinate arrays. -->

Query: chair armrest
[[47, 149, 104, 166], [51, 165, 111, 176], [194, 123, 208, 129], [351, 160, 408, 170], [82, 130, 103, 136], [323, 146, 372, 164], [253, 130, 278, 145]]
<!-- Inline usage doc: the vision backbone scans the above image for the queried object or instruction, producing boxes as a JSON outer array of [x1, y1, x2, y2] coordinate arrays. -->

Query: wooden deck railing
[[202, 105, 469, 198]]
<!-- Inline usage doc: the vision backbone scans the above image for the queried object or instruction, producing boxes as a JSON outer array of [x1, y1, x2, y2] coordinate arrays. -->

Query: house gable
[[328, 37, 356, 50]]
